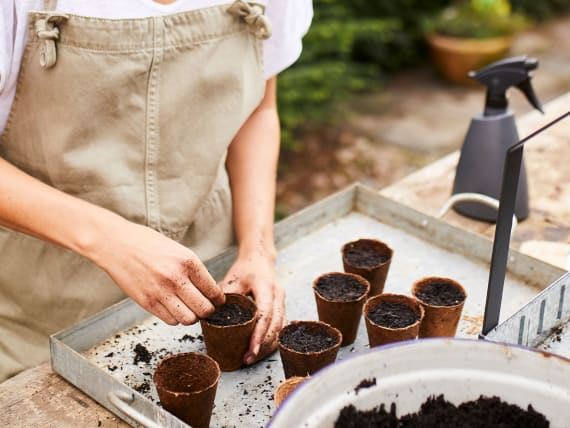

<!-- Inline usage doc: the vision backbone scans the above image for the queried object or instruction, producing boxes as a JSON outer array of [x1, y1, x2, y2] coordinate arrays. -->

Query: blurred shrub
[[277, 0, 570, 151], [512, 0, 570, 19]]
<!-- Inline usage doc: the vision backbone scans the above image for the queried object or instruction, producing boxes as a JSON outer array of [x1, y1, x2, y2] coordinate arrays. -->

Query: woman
[[0, 0, 313, 381]]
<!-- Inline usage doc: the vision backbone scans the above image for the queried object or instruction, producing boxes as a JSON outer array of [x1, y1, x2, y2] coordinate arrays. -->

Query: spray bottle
[[452, 56, 543, 222]]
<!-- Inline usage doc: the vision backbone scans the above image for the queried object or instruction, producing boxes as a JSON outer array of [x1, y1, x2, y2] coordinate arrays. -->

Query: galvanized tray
[[486, 271, 569, 357], [50, 184, 565, 428]]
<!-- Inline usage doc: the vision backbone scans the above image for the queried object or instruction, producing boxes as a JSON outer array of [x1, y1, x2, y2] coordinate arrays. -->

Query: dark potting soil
[[344, 247, 387, 268], [280, 324, 338, 353], [367, 302, 419, 328], [335, 394, 549, 428], [133, 343, 152, 364], [416, 282, 465, 306], [206, 303, 253, 326], [354, 378, 377, 395], [316, 273, 367, 301]]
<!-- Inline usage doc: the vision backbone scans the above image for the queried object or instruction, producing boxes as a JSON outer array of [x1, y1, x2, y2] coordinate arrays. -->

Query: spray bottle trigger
[[516, 79, 543, 114]]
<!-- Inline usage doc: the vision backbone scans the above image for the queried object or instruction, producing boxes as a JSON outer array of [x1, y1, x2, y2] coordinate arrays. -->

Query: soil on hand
[[280, 324, 339, 353], [316, 274, 367, 301], [344, 247, 387, 268], [335, 394, 549, 428], [416, 282, 465, 306], [205, 303, 253, 326], [367, 302, 419, 328]]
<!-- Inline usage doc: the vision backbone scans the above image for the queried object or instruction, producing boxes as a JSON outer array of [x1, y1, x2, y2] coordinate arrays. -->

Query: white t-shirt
[[0, 0, 313, 135]]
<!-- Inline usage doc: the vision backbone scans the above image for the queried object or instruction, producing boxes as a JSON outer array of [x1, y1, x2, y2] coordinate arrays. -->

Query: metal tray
[[486, 271, 569, 357], [50, 184, 565, 428]]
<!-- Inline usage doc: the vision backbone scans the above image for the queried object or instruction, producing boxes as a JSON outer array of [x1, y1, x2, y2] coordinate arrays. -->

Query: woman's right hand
[[86, 219, 225, 326]]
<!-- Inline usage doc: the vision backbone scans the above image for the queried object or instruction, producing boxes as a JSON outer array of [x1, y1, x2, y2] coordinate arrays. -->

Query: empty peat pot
[[153, 352, 220, 428], [313, 272, 370, 346], [278, 320, 342, 379], [200, 293, 257, 371], [341, 238, 393, 296], [412, 276, 467, 338], [274, 376, 309, 408], [363, 293, 424, 348]]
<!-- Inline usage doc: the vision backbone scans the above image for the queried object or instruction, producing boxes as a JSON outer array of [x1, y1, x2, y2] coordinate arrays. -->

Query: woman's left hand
[[219, 251, 286, 365]]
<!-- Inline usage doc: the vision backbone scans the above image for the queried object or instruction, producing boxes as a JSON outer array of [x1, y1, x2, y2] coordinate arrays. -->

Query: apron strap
[[35, 11, 68, 69], [227, 0, 272, 40], [43, 0, 58, 11]]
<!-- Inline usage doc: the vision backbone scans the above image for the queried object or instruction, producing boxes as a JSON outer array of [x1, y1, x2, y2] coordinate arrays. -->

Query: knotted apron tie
[[227, 0, 272, 40], [35, 13, 69, 69]]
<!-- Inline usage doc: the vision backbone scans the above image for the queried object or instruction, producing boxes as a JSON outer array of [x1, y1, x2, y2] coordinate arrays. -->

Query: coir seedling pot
[[200, 293, 257, 371], [313, 272, 370, 346], [153, 352, 220, 428], [363, 293, 424, 347], [412, 276, 467, 337], [278, 320, 342, 379], [341, 238, 393, 296]]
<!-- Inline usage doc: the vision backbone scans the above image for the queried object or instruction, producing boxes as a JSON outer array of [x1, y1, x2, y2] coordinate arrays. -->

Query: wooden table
[[1, 93, 568, 427]]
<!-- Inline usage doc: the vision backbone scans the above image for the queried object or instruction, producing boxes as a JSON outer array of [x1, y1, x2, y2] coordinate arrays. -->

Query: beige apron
[[0, 0, 269, 381]]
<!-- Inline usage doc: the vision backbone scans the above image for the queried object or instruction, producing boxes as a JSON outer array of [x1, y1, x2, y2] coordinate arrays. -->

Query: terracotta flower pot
[[426, 33, 513, 85], [363, 293, 424, 348], [200, 293, 257, 371], [313, 272, 370, 346], [278, 320, 342, 379], [412, 276, 467, 338], [341, 238, 393, 297], [153, 352, 220, 428], [274, 376, 309, 408]]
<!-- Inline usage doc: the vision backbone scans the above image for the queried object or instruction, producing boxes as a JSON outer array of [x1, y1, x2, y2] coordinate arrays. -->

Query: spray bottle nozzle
[[469, 56, 543, 116]]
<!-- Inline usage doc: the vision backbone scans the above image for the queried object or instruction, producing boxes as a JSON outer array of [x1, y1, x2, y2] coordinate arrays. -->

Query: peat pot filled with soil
[[313, 272, 370, 346], [200, 293, 257, 371], [412, 276, 467, 337], [363, 293, 424, 348], [278, 320, 342, 379], [341, 238, 393, 296], [153, 352, 220, 428]]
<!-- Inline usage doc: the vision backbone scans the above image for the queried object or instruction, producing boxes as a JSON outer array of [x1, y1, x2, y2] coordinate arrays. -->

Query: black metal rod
[[482, 110, 569, 336]]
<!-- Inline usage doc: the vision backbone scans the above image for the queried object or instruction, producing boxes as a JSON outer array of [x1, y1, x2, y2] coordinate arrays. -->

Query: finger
[[245, 285, 285, 365], [184, 258, 225, 307], [146, 300, 179, 326], [173, 279, 217, 321], [160, 293, 200, 325], [244, 285, 275, 364]]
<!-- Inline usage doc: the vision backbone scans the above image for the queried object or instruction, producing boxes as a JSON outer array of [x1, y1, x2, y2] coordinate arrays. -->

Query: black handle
[[482, 110, 570, 335]]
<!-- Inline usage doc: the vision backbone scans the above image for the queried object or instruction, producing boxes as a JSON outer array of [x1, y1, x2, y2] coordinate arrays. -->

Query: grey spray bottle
[[452, 56, 543, 222]]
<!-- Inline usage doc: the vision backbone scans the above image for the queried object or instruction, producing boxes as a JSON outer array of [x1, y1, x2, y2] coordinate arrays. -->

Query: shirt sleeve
[[0, 1, 15, 94], [263, 0, 313, 79]]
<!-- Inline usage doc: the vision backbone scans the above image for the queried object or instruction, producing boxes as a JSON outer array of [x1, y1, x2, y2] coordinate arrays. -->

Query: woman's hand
[[88, 219, 225, 326], [219, 251, 286, 365]]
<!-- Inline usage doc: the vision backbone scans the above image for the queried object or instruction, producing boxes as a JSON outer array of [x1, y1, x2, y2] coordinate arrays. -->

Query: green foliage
[[276, 0, 569, 151], [512, 0, 570, 20], [422, 0, 530, 39]]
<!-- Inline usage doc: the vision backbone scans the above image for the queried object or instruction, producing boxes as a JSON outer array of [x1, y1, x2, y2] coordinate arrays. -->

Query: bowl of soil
[[412, 276, 467, 337], [363, 293, 424, 348], [313, 272, 370, 346], [269, 339, 570, 428], [278, 320, 342, 379], [153, 352, 220, 428], [200, 293, 257, 371], [341, 238, 393, 296]]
